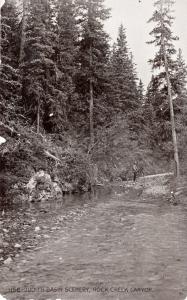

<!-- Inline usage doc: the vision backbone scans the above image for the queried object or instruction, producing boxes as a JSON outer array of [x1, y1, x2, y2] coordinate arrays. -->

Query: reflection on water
[[0, 186, 187, 300]]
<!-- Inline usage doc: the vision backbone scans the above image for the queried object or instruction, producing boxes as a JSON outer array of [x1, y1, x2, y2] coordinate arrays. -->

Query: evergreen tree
[[21, 0, 57, 133], [110, 24, 139, 113], [19, 0, 29, 63], [0, 0, 21, 123], [144, 75, 171, 146], [50, 0, 79, 131], [146, 0, 181, 144], [174, 49, 187, 141], [138, 79, 144, 103], [75, 0, 111, 139], [173, 48, 187, 100]]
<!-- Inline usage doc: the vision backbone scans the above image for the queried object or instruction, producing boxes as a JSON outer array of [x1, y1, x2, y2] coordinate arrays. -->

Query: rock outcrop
[[26, 170, 62, 202]]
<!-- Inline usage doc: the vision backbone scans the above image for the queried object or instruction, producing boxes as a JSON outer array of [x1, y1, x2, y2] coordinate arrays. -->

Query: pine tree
[[138, 79, 144, 103], [146, 0, 181, 175], [49, 0, 79, 132], [146, 0, 180, 142], [174, 49, 187, 143], [21, 0, 57, 133], [19, 0, 29, 63], [173, 49, 187, 100], [0, 0, 21, 123], [75, 0, 111, 142], [110, 24, 139, 113], [144, 75, 171, 146]]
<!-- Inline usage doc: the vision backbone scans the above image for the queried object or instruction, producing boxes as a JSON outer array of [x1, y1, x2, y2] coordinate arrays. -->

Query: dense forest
[[0, 0, 187, 204]]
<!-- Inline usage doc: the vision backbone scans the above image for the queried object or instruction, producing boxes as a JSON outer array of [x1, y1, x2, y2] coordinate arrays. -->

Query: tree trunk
[[37, 99, 40, 134], [19, 0, 27, 63], [161, 0, 180, 178], [88, 45, 95, 192], [89, 78, 94, 147], [0, 7, 1, 67], [163, 49, 180, 177], [89, 45, 94, 148], [0, 1, 5, 66]]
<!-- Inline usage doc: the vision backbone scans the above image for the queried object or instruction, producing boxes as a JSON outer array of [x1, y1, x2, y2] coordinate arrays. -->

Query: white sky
[[0, 0, 4, 8], [104, 0, 187, 87]]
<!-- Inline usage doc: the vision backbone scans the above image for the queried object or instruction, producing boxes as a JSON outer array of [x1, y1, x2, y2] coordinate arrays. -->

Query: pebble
[[34, 226, 40, 232], [43, 234, 50, 239], [3, 257, 13, 265], [14, 243, 22, 248]]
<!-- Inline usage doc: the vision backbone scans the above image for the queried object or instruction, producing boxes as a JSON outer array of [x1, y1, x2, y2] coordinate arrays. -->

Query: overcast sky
[[104, 0, 187, 87]]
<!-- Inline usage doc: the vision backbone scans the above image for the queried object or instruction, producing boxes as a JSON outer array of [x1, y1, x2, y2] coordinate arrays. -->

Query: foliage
[[0, 123, 92, 204], [145, 0, 187, 152], [44, 0, 79, 132], [109, 25, 145, 133], [74, 0, 111, 130], [109, 24, 139, 112], [0, 0, 21, 123], [88, 116, 165, 182], [20, 0, 58, 132]]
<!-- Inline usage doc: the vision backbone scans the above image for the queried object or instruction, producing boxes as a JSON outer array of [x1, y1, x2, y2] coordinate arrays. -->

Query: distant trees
[[138, 79, 144, 103]]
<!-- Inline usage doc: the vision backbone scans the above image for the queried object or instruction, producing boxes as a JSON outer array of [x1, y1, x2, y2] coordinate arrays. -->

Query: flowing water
[[0, 185, 187, 300]]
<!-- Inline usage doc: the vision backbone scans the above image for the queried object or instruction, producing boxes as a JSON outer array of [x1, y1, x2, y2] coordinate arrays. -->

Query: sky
[[104, 0, 187, 87]]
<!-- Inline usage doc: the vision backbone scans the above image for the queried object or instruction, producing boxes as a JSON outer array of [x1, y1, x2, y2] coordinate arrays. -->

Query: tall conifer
[[110, 24, 138, 113], [21, 0, 57, 133], [75, 0, 111, 139], [0, 0, 21, 123]]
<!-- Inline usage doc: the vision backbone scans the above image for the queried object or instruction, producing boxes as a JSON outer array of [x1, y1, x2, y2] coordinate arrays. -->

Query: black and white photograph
[[0, 0, 187, 299]]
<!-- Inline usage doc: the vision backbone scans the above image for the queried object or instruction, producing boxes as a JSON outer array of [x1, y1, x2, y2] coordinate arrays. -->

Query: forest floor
[[0, 174, 187, 300]]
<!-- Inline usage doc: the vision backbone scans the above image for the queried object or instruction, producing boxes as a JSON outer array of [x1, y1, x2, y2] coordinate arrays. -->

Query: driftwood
[[44, 150, 61, 162]]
